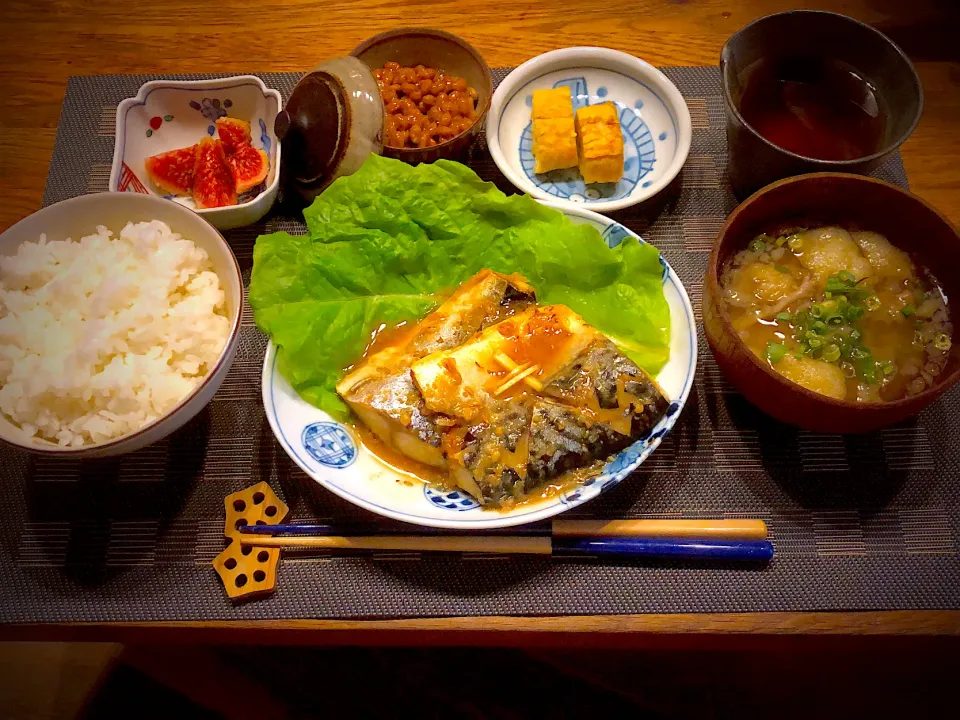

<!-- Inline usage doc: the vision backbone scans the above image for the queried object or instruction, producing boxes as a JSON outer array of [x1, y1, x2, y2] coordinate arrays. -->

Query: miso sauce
[[738, 56, 886, 161]]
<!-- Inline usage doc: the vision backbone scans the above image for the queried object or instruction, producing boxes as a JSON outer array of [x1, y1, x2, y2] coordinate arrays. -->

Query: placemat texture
[[2, 68, 957, 623]]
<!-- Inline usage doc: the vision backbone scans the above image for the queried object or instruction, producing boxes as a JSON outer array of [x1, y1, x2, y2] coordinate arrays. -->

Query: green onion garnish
[[935, 333, 952, 351], [845, 306, 864, 322], [864, 295, 881, 311], [749, 238, 766, 252], [776, 312, 793, 322], [774, 264, 789, 273], [901, 304, 916, 317], [765, 341, 787, 365], [822, 344, 841, 363]]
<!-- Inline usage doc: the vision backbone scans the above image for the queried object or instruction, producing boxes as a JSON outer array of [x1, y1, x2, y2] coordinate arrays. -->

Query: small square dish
[[110, 75, 282, 230]]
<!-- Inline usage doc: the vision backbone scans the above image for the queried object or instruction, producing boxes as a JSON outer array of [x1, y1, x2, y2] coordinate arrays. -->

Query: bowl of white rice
[[0, 192, 243, 457]]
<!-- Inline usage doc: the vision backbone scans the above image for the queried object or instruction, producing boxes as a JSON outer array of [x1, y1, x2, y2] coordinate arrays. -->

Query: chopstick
[[554, 519, 767, 539], [239, 534, 773, 562], [239, 518, 768, 540], [237, 518, 773, 562]]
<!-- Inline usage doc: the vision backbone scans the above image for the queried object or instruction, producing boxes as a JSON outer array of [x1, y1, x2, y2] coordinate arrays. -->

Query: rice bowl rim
[[0, 193, 244, 456]]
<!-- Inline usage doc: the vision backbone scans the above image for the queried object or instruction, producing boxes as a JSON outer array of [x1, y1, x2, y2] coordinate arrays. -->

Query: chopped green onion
[[840, 361, 856, 378], [775, 235, 788, 247], [880, 360, 897, 376], [822, 344, 841, 362], [765, 341, 787, 365], [845, 305, 864, 322], [774, 264, 789, 273], [935, 333, 952, 351], [828, 315, 844, 326], [775, 312, 793, 322], [901, 303, 916, 317], [837, 270, 856, 285], [850, 329, 861, 342], [749, 238, 767, 252], [812, 320, 828, 334], [786, 235, 803, 251], [807, 336, 823, 349], [810, 305, 823, 318], [864, 295, 881, 311]]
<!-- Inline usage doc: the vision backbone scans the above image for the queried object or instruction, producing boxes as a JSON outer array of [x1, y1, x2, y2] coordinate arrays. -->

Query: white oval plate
[[488, 48, 692, 213], [262, 202, 697, 529]]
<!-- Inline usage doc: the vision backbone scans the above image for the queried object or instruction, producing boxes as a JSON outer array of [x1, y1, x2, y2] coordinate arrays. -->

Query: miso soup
[[721, 227, 952, 403]]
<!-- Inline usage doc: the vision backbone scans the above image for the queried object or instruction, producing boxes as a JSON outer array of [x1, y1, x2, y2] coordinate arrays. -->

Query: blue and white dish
[[487, 48, 692, 213], [262, 202, 697, 529], [109, 75, 282, 231]]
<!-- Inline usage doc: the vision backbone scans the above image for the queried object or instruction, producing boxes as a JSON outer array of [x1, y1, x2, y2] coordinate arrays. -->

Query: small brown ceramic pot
[[352, 27, 493, 165], [703, 173, 960, 434]]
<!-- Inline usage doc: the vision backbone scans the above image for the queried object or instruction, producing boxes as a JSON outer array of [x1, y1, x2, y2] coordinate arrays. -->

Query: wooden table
[[1, 0, 959, 642]]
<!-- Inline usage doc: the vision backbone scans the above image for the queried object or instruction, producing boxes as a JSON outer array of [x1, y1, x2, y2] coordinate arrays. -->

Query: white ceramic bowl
[[0, 193, 243, 458], [488, 48, 692, 212], [262, 202, 697, 529], [110, 76, 282, 231]]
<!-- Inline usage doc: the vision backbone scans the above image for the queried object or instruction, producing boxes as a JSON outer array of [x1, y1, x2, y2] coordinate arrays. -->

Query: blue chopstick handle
[[554, 537, 774, 562], [239, 523, 336, 535]]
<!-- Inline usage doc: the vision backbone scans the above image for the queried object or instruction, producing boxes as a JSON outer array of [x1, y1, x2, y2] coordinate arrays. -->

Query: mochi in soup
[[721, 226, 952, 403]]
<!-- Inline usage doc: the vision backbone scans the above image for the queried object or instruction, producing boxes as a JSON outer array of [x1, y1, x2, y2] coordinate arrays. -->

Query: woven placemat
[[1, 67, 957, 623]]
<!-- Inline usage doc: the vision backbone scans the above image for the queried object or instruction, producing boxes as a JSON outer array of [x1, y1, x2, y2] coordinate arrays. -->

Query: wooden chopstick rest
[[213, 482, 289, 600]]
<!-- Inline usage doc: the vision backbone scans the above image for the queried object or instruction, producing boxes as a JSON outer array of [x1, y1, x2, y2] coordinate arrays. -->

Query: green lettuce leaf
[[250, 155, 670, 418]]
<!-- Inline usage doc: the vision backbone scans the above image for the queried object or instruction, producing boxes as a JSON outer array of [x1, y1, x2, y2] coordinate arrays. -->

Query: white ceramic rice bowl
[[0, 193, 243, 458]]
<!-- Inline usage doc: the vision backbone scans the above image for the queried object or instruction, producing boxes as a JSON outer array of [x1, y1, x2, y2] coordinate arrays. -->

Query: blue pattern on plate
[[552, 76, 589, 110], [634, 99, 644, 110], [600, 223, 668, 282], [259, 118, 271, 153], [659, 131, 668, 141], [424, 486, 481, 511], [596, 86, 608, 98], [518, 76, 656, 203], [301, 422, 357, 468], [600, 223, 632, 248]]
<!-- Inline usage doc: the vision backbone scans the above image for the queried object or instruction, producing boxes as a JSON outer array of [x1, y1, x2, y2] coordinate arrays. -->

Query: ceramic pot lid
[[274, 71, 349, 186], [274, 57, 384, 200]]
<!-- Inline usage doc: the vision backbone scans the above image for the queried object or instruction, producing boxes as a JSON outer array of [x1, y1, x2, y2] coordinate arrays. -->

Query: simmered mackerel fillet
[[411, 305, 670, 505], [335, 270, 535, 468]]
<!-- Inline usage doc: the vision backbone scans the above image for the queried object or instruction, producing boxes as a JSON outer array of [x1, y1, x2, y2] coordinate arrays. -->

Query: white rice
[[0, 220, 230, 447]]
